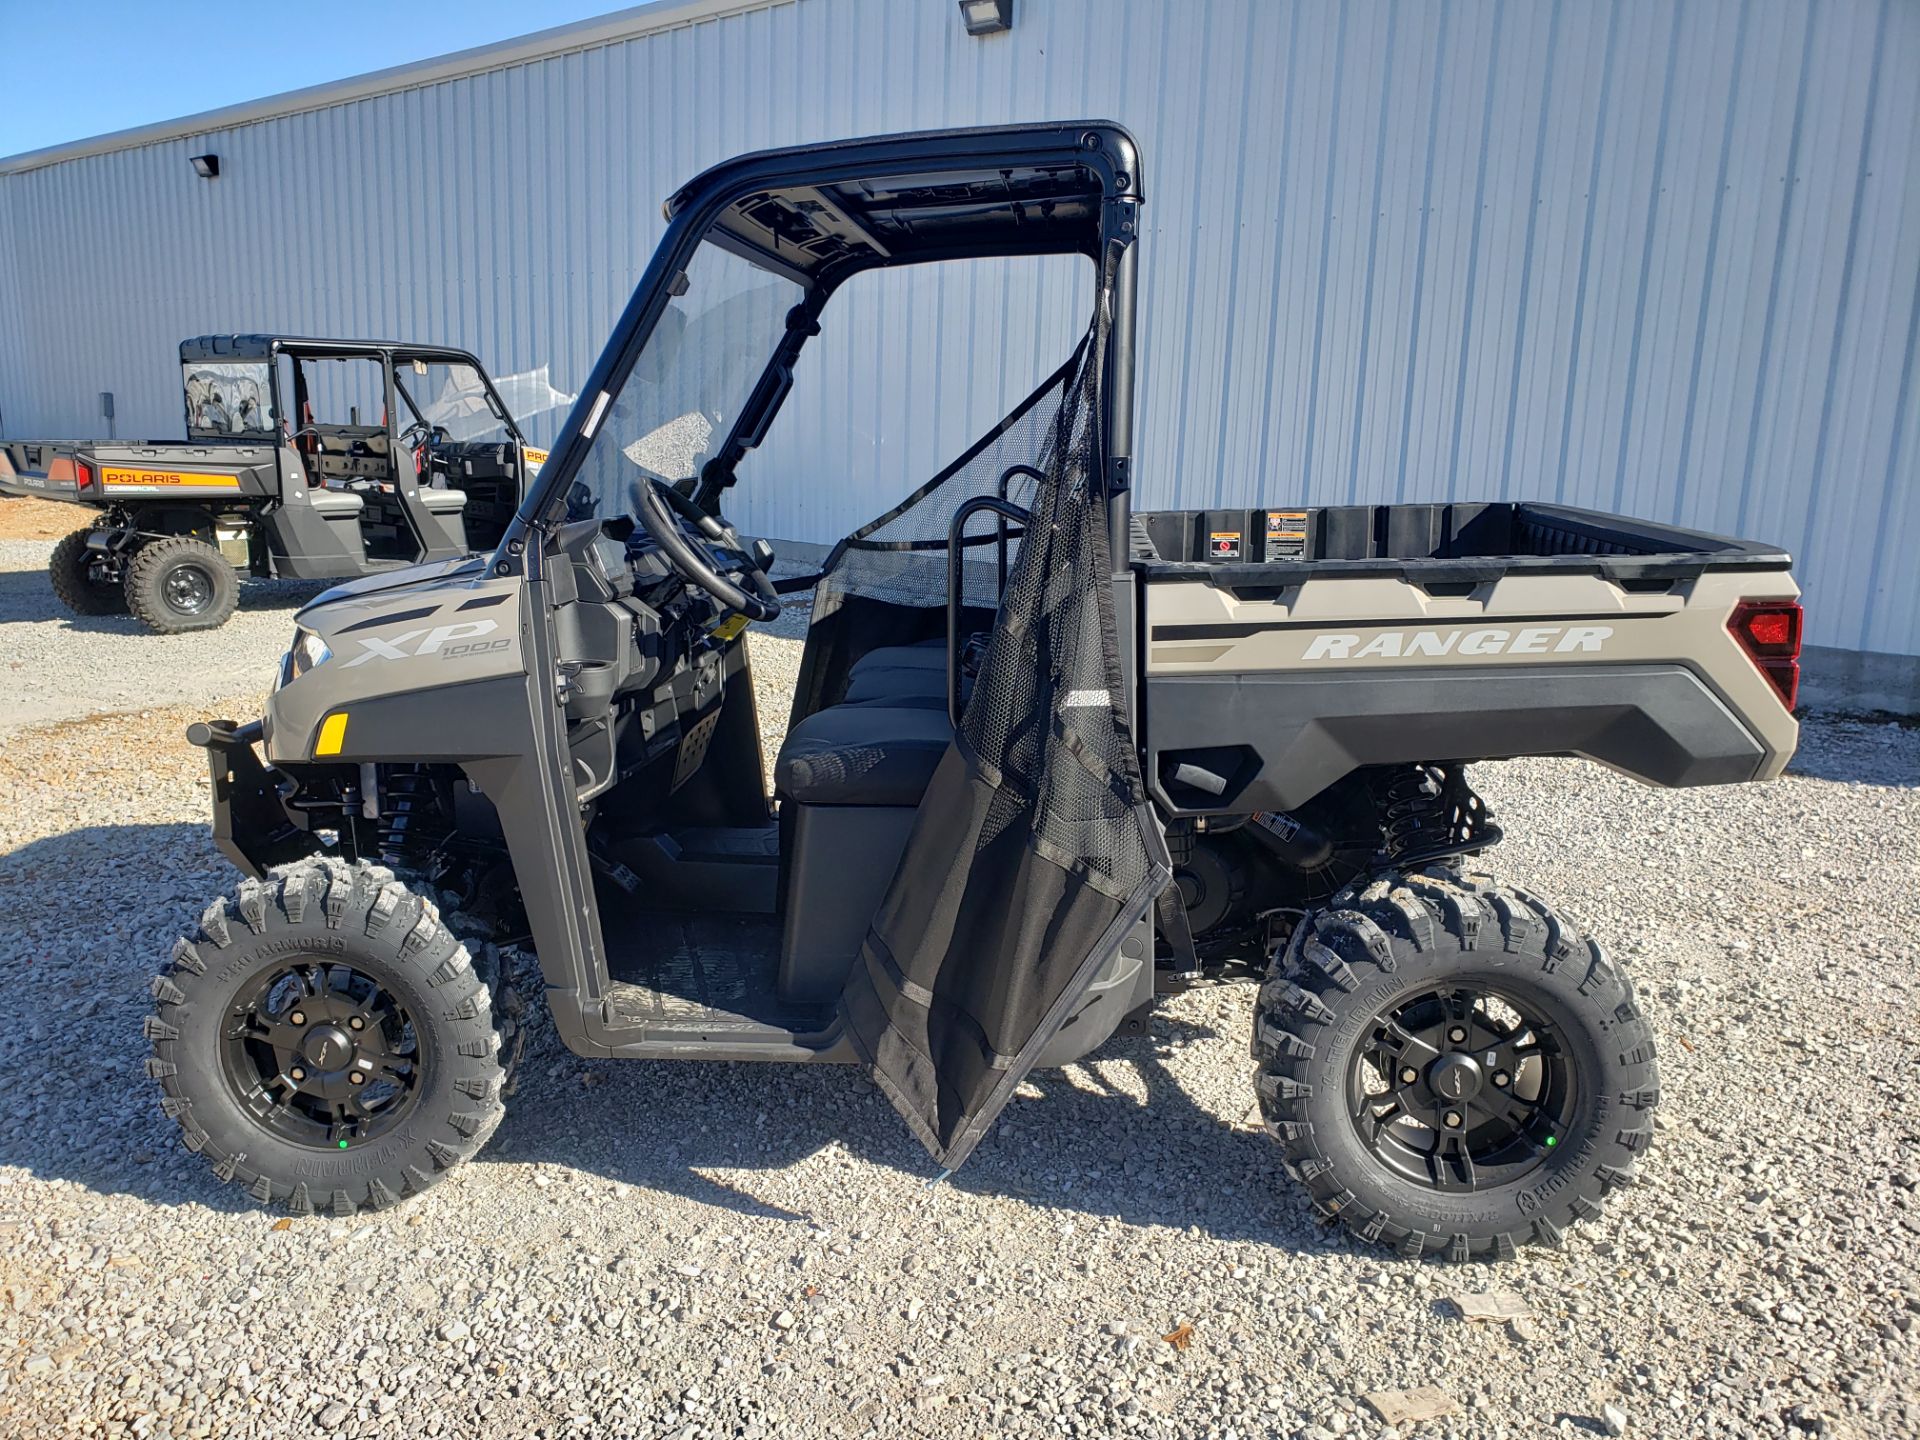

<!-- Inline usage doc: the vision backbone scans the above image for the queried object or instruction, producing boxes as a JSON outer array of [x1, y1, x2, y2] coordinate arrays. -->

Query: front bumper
[[186, 718, 322, 879]]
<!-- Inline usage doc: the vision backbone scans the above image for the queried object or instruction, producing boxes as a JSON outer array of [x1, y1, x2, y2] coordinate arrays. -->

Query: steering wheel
[[398, 419, 449, 450], [632, 473, 780, 623]]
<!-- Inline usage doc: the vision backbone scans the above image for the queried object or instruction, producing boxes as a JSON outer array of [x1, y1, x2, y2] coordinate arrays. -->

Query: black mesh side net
[[785, 339, 1088, 727], [822, 287, 1171, 1171]]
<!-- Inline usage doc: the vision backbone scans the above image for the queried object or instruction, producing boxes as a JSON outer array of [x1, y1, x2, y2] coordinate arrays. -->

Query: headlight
[[280, 626, 332, 687]]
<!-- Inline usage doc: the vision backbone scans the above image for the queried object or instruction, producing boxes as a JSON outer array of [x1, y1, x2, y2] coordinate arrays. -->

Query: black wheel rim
[[1347, 984, 1575, 1192], [219, 961, 426, 1149], [163, 561, 216, 616]]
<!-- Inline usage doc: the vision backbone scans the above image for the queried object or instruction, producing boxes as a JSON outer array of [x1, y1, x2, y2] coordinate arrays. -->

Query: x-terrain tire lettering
[[1252, 867, 1657, 1260], [145, 858, 507, 1215]]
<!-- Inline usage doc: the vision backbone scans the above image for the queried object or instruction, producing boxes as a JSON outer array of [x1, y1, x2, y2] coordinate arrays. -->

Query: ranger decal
[[1301, 625, 1614, 661]]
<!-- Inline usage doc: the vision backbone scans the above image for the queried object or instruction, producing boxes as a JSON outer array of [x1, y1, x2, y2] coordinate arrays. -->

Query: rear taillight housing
[[1729, 599, 1802, 711], [73, 459, 95, 492]]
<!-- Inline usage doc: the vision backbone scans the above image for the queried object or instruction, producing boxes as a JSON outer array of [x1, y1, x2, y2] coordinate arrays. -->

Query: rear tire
[[145, 859, 508, 1215], [48, 527, 126, 615], [1252, 867, 1657, 1260], [124, 535, 238, 632]]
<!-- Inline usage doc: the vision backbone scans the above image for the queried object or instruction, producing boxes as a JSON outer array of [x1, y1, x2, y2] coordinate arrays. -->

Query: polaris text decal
[[342, 619, 504, 666], [1301, 625, 1614, 661]]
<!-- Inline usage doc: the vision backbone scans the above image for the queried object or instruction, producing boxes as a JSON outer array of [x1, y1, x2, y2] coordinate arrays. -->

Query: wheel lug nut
[[348, 1072, 364, 1086], [1400, 1067, 1418, 1085], [1447, 1026, 1467, 1044], [290, 1011, 306, 1026], [1443, 1110, 1463, 1129], [289, 1067, 306, 1082], [348, 1016, 365, 1032], [1493, 1070, 1510, 1088]]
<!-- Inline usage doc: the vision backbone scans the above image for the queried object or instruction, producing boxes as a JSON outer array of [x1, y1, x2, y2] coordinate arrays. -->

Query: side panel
[[1143, 568, 1799, 813], [87, 442, 278, 500], [265, 571, 607, 1051]]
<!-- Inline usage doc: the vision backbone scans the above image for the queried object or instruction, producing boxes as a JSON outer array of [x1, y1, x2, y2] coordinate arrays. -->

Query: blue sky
[[0, 0, 635, 158]]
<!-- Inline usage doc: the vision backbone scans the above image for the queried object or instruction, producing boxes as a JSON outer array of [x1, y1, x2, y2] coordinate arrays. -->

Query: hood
[[298, 555, 487, 619]]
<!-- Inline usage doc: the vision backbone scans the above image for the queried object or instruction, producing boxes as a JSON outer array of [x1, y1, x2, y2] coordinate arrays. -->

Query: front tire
[[145, 859, 508, 1215], [1253, 868, 1657, 1260], [48, 527, 126, 615], [124, 535, 238, 632]]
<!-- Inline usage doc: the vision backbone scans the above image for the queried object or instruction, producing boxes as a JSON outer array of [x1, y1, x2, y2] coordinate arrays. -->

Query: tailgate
[[0, 441, 89, 501]]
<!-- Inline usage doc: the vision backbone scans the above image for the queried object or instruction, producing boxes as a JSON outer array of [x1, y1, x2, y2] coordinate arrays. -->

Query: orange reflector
[[315, 713, 349, 756]]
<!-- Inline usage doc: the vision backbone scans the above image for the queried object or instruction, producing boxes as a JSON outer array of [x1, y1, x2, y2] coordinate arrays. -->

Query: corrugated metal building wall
[[1, 0, 1916, 667]]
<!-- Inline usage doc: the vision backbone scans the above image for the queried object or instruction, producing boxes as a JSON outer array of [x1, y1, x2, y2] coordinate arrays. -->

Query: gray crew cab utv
[[145, 123, 1804, 1260], [0, 336, 548, 631]]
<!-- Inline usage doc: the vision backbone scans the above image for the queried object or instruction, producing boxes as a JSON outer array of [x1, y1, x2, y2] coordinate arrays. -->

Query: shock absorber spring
[[375, 766, 447, 862], [1369, 764, 1503, 869]]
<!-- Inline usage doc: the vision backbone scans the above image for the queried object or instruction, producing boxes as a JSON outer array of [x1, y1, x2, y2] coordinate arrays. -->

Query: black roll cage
[[179, 334, 525, 447], [499, 120, 1144, 580]]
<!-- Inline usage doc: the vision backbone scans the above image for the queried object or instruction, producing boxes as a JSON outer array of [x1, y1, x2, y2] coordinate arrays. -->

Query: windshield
[[564, 238, 803, 523], [395, 361, 517, 445]]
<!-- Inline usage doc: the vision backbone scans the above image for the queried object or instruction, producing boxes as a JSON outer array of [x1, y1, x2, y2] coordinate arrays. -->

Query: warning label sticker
[[1208, 530, 1243, 560], [1264, 509, 1308, 561]]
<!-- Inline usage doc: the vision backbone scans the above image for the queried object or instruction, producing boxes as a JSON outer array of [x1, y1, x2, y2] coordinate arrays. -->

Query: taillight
[[73, 459, 95, 492], [1729, 599, 1802, 711]]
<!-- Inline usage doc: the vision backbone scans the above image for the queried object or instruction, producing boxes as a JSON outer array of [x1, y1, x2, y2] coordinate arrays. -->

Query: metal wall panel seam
[[1392, 0, 1453, 504], [1441, 0, 1508, 500], [1606, 0, 1686, 516], [1495, 0, 1564, 502]]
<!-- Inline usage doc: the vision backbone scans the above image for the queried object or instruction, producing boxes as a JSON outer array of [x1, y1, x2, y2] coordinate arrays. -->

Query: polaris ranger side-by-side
[[1, 336, 554, 631], [145, 124, 1802, 1260]]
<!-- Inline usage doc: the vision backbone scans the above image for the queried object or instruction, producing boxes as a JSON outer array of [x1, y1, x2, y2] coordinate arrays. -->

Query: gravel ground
[[0, 537, 326, 729], [0, 533, 1916, 1440]]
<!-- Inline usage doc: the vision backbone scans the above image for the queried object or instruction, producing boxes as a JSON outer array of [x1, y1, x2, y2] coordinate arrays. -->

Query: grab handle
[[946, 495, 1031, 728]]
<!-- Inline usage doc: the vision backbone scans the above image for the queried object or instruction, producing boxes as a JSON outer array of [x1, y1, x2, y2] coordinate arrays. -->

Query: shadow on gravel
[[479, 1013, 1321, 1249], [1785, 715, 1920, 788], [0, 823, 271, 1218], [5, 820, 1313, 1247], [0, 565, 326, 631]]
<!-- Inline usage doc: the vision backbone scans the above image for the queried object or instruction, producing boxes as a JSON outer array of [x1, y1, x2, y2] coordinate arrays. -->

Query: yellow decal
[[315, 712, 350, 756], [709, 614, 750, 643], [101, 467, 241, 491], [521, 446, 549, 473]]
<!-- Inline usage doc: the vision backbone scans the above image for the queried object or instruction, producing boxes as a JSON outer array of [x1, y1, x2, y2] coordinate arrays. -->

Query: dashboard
[[546, 517, 741, 803]]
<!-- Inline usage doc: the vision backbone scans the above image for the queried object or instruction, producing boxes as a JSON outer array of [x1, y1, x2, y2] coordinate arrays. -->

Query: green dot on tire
[[1252, 866, 1657, 1260], [145, 858, 509, 1215]]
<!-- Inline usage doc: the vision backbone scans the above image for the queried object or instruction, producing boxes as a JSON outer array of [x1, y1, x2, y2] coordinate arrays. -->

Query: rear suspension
[[1367, 763, 1502, 869]]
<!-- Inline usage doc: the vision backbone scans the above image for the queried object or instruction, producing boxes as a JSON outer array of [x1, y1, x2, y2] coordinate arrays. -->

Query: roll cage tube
[[268, 339, 527, 449], [495, 121, 1144, 580]]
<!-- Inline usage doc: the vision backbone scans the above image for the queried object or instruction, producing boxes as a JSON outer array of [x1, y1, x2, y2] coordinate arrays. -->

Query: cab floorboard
[[601, 911, 827, 1031]]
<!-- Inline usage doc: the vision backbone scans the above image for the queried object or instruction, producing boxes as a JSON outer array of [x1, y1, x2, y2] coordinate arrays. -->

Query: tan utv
[[144, 122, 1801, 1260]]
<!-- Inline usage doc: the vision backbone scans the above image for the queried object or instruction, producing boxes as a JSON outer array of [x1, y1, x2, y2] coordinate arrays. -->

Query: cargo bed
[[1133, 500, 1801, 816], [0, 439, 278, 503], [1131, 500, 1792, 586]]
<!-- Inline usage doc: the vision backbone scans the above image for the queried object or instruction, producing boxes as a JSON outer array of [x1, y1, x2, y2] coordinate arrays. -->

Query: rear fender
[[1143, 569, 1799, 813]]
